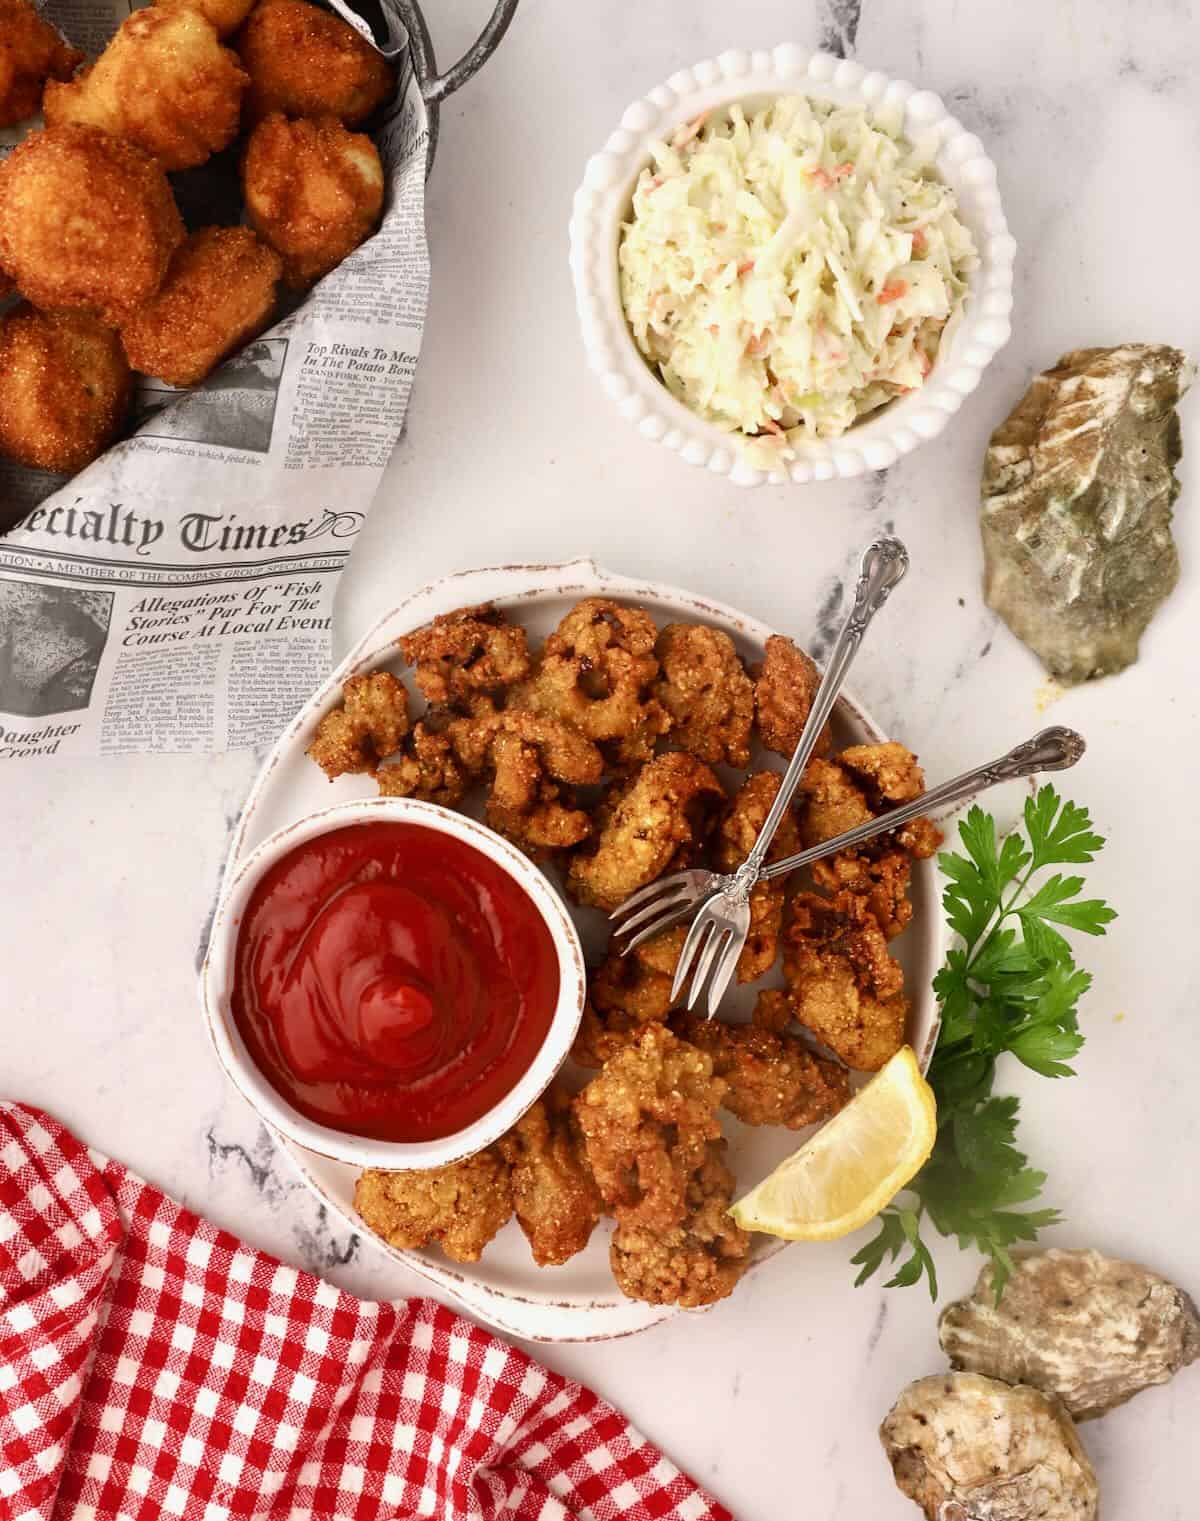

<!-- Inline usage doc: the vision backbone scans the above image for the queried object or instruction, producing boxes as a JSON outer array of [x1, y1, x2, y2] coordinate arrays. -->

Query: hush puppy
[[121, 226, 282, 387], [0, 0, 83, 128], [152, 0, 257, 39], [0, 125, 184, 325], [242, 112, 383, 288], [44, 9, 248, 171], [235, 0, 394, 125], [0, 305, 132, 474]]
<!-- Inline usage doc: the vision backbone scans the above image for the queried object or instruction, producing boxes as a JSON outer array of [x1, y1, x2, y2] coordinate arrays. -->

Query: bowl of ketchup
[[200, 798, 586, 1169]]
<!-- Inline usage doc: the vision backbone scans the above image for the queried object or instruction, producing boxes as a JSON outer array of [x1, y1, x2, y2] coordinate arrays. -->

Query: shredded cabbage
[[619, 97, 978, 463]]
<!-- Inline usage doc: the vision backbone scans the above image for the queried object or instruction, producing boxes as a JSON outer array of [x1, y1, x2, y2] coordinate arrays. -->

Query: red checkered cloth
[[0, 1102, 734, 1521]]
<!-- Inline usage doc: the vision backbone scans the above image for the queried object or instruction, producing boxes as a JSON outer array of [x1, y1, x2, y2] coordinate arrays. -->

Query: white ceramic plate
[[220, 559, 944, 1341]]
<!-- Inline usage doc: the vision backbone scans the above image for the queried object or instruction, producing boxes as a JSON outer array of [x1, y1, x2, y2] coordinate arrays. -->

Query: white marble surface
[[4, 1, 1199, 1516]]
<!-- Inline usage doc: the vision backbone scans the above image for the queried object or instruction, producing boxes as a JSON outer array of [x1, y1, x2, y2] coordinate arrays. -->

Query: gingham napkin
[[0, 1102, 734, 1521]]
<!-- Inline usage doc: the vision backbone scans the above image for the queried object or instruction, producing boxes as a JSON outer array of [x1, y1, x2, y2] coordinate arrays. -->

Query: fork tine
[[686, 925, 730, 1012], [671, 913, 712, 1003], [613, 885, 697, 941], [704, 938, 741, 1019], [621, 899, 700, 957], [609, 872, 690, 923]]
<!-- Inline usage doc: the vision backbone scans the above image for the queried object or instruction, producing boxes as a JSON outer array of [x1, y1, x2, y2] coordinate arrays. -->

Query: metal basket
[[388, 0, 519, 170]]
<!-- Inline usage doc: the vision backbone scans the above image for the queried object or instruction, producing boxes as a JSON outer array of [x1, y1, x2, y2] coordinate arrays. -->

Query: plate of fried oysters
[[222, 558, 945, 1341]]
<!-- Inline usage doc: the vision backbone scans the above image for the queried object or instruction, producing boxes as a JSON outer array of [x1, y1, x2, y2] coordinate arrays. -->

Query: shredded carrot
[[834, 161, 854, 180], [877, 280, 908, 305], [911, 227, 927, 254], [672, 111, 710, 150], [708, 324, 720, 337], [806, 167, 834, 190], [745, 334, 769, 357], [737, 259, 755, 277]]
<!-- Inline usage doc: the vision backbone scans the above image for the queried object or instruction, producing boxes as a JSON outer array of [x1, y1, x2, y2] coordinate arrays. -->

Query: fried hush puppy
[[610, 1141, 749, 1308], [782, 890, 909, 1071], [566, 750, 725, 912], [399, 604, 530, 710], [573, 1025, 725, 1232], [153, 0, 257, 39], [120, 227, 282, 388], [354, 1149, 513, 1264], [44, 10, 247, 172], [0, 305, 132, 474], [671, 1014, 850, 1130], [0, 0, 83, 129], [653, 622, 754, 769], [242, 112, 384, 289], [753, 633, 831, 759], [307, 669, 409, 778], [499, 1086, 603, 1267], [235, 0, 395, 125], [0, 125, 184, 325]]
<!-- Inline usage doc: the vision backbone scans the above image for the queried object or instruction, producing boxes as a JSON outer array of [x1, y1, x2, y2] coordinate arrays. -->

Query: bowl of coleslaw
[[569, 47, 1015, 486]]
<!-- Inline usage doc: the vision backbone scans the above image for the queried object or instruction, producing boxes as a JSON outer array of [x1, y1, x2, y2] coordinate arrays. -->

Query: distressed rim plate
[[215, 559, 944, 1341]]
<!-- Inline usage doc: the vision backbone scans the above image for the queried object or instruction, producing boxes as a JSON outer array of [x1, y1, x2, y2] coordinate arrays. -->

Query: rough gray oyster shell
[[880, 1372, 1098, 1521], [981, 344, 1193, 683], [939, 1247, 1200, 1421]]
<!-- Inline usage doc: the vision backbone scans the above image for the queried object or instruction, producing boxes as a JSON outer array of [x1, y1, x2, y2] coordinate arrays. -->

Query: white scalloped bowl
[[569, 46, 1016, 487]]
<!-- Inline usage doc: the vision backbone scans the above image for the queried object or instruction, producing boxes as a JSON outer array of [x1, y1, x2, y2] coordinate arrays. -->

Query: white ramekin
[[569, 46, 1016, 487], [200, 797, 587, 1171]]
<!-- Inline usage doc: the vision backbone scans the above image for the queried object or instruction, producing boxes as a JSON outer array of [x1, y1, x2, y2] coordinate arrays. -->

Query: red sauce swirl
[[231, 821, 560, 1141]]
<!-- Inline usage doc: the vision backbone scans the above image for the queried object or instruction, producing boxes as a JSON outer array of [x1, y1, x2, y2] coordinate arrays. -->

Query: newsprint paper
[[0, 0, 429, 761]]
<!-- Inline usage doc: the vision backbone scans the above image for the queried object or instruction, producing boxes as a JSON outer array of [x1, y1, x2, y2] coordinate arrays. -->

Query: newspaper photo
[[0, 0, 430, 761]]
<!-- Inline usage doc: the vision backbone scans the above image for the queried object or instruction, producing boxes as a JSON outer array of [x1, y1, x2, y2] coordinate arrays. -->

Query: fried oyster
[[716, 770, 803, 982], [800, 742, 940, 940], [399, 603, 530, 712], [448, 708, 603, 852], [782, 890, 908, 1071], [574, 1024, 725, 1232], [671, 1014, 850, 1130], [572, 929, 683, 1069], [308, 669, 409, 778], [500, 1085, 603, 1267], [610, 1141, 750, 1308], [653, 622, 754, 768], [512, 597, 670, 770], [354, 1149, 513, 1264], [566, 751, 724, 912], [753, 634, 831, 758], [375, 722, 468, 807]]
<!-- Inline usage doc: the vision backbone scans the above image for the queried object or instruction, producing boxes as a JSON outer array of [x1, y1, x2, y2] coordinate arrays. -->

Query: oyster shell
[[939, 1247, 1200, 1421], [880, 1372, 1099, 1521], [981, 344, 1193, 683]]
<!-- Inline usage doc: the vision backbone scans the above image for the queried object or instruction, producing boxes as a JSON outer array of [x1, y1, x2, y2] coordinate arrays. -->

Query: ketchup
[[231, 822, 559, 1141]]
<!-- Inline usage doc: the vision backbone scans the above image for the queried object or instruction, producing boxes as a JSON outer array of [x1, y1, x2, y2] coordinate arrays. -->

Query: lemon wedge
[[729, 1046, 936, 1242]]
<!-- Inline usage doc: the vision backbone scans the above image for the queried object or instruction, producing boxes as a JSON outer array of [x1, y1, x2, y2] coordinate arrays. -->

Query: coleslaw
[[618, 96, 978, 462]]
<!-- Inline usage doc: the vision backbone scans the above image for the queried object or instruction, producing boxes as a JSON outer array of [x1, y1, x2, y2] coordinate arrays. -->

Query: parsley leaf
[[852, 787, 1114, 1304]]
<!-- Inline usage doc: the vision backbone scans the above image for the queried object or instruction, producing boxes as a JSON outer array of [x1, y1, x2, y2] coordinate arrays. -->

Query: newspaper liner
[[0, 0, 429, 760]]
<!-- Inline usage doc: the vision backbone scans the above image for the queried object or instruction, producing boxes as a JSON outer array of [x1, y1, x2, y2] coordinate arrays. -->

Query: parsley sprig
[[851, 786, 1116, 1302]]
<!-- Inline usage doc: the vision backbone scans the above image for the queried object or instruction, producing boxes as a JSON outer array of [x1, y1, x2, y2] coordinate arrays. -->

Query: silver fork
[[613, 723, 1087, 1016], [624, 535, 910, 1013]]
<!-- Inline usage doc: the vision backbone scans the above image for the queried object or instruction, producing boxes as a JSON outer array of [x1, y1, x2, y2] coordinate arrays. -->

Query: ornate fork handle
[[744, 537, 909, 879], [760, 726, 1086, 883]]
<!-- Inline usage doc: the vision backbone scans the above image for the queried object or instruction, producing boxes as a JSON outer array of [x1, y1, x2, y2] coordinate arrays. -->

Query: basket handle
[[422, 0, 519, 103]]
